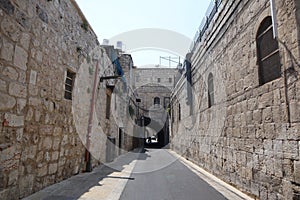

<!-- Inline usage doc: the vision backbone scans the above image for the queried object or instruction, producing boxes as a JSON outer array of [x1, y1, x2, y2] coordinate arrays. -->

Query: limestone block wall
[[171, 0, 300, 199], [0, 0, 110, 199]]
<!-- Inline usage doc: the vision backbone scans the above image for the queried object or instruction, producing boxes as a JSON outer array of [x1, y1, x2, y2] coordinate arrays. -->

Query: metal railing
[[190, 0, 223, 52]]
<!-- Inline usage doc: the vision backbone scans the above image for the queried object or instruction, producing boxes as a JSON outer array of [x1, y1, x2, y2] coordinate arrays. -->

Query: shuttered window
[[256, 16, 281, 85]]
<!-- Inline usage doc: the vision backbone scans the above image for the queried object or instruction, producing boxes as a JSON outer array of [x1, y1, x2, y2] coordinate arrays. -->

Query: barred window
[[208, 73, 214, 108], [64, 70, 75, 100], [256, 16, 281, 85]]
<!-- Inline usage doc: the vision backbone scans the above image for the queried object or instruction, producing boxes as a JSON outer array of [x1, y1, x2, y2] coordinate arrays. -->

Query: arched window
[[256, 16, 281, 85], [154, 97, 160, 105], [208, 73, 214, 108]]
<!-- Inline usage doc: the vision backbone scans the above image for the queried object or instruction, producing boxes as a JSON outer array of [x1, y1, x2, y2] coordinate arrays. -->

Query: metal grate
[[190, 0, 223, 51], [64, 70, 75, 100]]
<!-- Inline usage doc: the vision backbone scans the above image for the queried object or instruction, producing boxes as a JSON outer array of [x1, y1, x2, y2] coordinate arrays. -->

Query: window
[[106, 88, 112, 119], [64, 70, 75, 100], [256, 16, 281, 85], [157, 78, 161, 83], [171, 105, 174, 123], [154, 97, 160, 105], [208, 73, 214, 108], [178, 103, 181, 121], [169, 78, 172, 83], [164, 97, 170, 109]]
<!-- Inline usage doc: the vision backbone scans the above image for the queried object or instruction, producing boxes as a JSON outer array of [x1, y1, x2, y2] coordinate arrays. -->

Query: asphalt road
[[120, 148, 227, 200]]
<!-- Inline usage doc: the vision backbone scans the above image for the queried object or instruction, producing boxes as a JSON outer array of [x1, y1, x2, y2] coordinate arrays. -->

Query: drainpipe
[[270, 0, 278, 39], [85, 57, 100, 172], [270, 0, 291, 126]]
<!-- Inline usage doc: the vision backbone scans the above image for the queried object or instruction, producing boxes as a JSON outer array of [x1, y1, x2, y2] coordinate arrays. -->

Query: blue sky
[[75, 0, 211, 67]]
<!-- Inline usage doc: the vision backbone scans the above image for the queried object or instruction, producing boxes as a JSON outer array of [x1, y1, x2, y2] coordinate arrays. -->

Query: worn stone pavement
[[24, 148, 253, 200]]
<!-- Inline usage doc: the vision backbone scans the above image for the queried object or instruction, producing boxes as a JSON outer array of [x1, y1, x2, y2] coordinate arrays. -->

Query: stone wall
[[0, 0, 128, 199], [134, 68, 178, 109], [171, 0, 300, 199]]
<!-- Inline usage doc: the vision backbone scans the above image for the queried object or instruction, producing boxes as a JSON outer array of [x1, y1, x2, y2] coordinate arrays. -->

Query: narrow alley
[[0, 0, 300, 200], [25, 148, 252, 200]]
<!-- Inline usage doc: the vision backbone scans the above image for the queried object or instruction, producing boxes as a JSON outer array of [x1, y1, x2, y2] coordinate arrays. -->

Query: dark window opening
[[256, 16, 281, 85], [64, 70, 75, 100], [178, 103, 181, 121], [106, 89, 112, 119], [208, 73, 214, 108], [154, 97, 160, 105], [169, 78, 172, 83], [157, 78, 161, 83]]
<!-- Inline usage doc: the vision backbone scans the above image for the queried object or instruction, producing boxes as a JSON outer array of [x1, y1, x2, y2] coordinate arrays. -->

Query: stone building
[[0, 0, 136, 199], [171, 0, 300, 199], [134, 67, 179, 146]]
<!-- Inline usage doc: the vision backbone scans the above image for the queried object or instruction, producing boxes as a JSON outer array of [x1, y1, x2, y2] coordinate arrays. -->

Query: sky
[[75, 0, 211, 67]]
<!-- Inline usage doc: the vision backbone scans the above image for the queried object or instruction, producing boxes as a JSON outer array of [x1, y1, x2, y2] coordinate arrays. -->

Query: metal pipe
[[85, 58, 100, 172], [270, 0, 278, 38]]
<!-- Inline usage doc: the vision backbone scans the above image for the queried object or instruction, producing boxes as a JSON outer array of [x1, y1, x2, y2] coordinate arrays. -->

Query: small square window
[[157, 78, 161, 83], [64, 70, 75, 100], [169, 78, 172, 83]]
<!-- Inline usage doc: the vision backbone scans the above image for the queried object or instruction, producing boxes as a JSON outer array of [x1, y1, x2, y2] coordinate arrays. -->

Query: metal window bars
[[189, 0, 223, 53]]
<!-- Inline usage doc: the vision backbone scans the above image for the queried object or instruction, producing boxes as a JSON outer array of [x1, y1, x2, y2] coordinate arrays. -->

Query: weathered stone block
[[260, 94, 273, 109], [0, 93, 16, 110], [19, 33, 30, 50], [262, 107, 273, 123], [36, 5, 48, 24], [2, 17, 21, 42], [4, 113, 24, 127], [51, 151, 59, 161], [29, 70, 37, 85], [53, 127, 62, 136], [28, 97, 41, 106], [37, 164, 47, 177], [263, 123, 276, 139], [3, 66, 18, 80], [52, 138, 61, 150], [273, 140, 283, 158], [42, 137, 52, 150], [26, 107, 33, 121], [15, 9, 30, 29], [13, 46, 28, 70], [28, 84, 38, 96], [17, 98, 26, 114], [9, 82, 27, 98], [18, 174, 34, 198], [283, 141, 298, 159], [263, 139, 273, 157], [0, 0, 15, 15], [8, 169, 18, 186], [253, 109, 262, 124], [48, 163, 58, 174], [290, 101, 300, 122], [0, 78, 7, 92], [1, 38, 14, 61]]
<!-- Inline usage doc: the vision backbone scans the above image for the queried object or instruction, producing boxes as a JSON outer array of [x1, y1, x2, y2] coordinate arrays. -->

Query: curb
[[167, 150, 255, 200]]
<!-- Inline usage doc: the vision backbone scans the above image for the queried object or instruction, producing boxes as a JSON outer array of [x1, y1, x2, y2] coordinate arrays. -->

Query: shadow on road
[[25, 148, 150, 200]]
